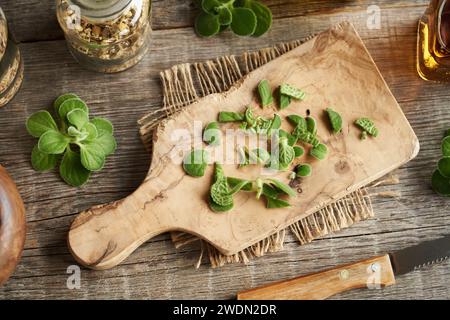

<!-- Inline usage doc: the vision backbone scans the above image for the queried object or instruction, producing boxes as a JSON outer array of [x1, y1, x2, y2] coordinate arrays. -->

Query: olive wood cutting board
[[68, 22, 419, 270]]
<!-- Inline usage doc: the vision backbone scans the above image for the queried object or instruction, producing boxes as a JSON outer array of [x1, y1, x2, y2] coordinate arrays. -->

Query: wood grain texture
[[68, 22, 419, 270], [0, 165, 26, 286], [0, 0, 430, 43], [237, 254, 396, 300], [0, 0, 450, 299]]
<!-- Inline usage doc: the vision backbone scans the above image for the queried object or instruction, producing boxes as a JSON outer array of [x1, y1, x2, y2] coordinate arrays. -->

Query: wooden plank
[[1, 0, 429, 42], [2, 230, 450, 299], [1, 4, 450, 299]]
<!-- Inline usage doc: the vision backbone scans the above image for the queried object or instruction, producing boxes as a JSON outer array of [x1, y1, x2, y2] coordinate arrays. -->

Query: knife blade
[[389, 235, 450, 275], [237, 235, 450, 300]]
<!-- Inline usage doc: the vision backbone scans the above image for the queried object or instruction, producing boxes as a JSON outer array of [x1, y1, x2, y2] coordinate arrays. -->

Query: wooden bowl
[[0, 165, 25, 286]]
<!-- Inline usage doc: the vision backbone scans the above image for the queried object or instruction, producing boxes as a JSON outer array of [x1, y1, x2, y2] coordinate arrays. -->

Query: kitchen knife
[[237, 235, 450, 300]]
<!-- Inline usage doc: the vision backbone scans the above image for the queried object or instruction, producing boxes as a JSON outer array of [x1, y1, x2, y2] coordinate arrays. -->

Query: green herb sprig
[[219, 106, 281, 135], [355, 117, 378, 139], [209, 163, 297, 211], [26, 94, 116, 187], [290, 114, 328, 160], [432, 133, 450, 196], [195, 0, 272, 38]]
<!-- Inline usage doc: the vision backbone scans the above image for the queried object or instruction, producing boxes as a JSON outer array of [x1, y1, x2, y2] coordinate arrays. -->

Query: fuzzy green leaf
[[310, 143, 328, 160], [210, 164, 233, 206], [38, 130, 70, 154], [26, 111, 59, 138], [53, 93, 79, 114], [287, 114, 304, 126], [326, 108, 343, 134], [250, 148, 271, 165], [183, 149, 209, 177], [279, 94, 291, 110], [201, 0, 222, 13], [195, 12, 221, 37], [67, 109, 89, 130], [355, 118, 378, 137], [306, 116, 317, 135], [293, 129, 319, 147], [217, 6, 233, 25], [266, 178, 296, 197], [432, 169, 450, 196], [209, 195, 234, 212], [266, 196, 291, 209], [244, 0, 272, 37], [218, 111, 245, 122], [230, 7, 257, 36], [296, 164, 312, 177], [79, 143, 106, 171], [82, 122, 98, 141], [203, 121, 221, 146], [58, 98, 89, 120], [442, 136, 450, 156], [91, 118, 114, 135], [68, 126, 82, 137], [278, 129, 298, 147], [227, 177, 252, 191], [93, 132, 117, 156], [258, 80, 273, 107], [293, 146, 304, 158], [31, 145, 60, 172], [438, 157, 450, 178], [280, 84, 306, 100], [278, 136, 295, 170], [60, 148, 91, 187], [270, 114, 282, 131], [262, 184, 281, 199]]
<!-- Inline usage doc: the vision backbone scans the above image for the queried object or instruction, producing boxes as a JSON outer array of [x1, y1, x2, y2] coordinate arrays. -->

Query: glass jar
[[56, 0, 152, 73], [0, 7, 24, 108], [417, 0, 450, 81]]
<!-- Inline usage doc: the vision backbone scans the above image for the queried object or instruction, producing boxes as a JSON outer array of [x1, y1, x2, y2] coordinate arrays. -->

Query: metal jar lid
[[67, 0, 133, 22]]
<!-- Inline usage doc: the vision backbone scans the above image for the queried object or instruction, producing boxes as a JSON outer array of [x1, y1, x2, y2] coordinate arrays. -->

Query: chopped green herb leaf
[[326, 108, 343, 134], [310, 143, 328, 160], [258, 80, 273, 107], [296, 164, 312, 177], [355, 117, 378, 137], [183, 149, 209, 177], [280, 84, 306, 100]]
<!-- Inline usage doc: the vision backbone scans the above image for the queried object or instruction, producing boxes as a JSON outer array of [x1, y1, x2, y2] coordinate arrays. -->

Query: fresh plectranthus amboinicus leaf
[[25, 93, 117, 187]]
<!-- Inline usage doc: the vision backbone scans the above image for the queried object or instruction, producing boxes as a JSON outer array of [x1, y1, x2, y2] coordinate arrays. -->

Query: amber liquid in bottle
[[417, 0, 450, 81]]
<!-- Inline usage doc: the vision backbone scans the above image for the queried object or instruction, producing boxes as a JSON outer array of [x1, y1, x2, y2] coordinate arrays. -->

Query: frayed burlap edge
[[138, 38, 399, 268]]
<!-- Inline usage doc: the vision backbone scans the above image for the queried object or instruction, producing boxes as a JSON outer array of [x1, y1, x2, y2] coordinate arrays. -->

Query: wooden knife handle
[[237, 254, 396, 300], [0, 165, 26, 287]]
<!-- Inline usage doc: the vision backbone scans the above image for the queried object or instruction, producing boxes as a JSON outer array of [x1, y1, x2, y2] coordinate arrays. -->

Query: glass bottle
[[417, 0, 450, 81], [56, 0, 152, 73], [0, 7, 24, 108]]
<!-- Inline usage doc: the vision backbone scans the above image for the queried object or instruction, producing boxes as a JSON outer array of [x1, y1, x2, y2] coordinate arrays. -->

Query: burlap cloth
[[138, 39, 399, 268]]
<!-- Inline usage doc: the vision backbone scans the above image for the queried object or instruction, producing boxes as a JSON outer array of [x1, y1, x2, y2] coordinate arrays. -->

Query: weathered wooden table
[[1, 0, 449, 300]]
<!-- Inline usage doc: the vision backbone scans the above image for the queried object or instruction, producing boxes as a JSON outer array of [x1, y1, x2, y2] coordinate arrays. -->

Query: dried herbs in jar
[[56, 0, 152, 73], [0, 7, 24, 108]]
